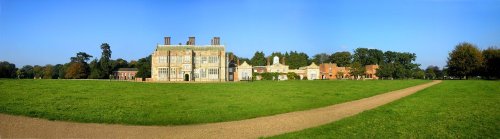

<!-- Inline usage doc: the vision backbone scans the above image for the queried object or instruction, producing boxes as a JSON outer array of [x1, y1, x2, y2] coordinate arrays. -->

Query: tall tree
[[367, 49, 384, 65], [446, 42, 483, 79], [353, 48, 369, 65], [330, 51, 352, 67], [43, 64, 54, 79], [0, 61, 17, 78], [136, 55, 152, 78], [250, 51, 266, 66], [53, 64, 63, 79], [482, 46, 500, 79], [88, 59, 102, 79], [99, 43, 112, 78], [312, 53, 329, 64]]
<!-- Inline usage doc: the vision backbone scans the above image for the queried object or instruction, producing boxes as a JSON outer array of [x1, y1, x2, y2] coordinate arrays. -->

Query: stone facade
[[151, 37, 226, 82], [237, 61, 253, 81]]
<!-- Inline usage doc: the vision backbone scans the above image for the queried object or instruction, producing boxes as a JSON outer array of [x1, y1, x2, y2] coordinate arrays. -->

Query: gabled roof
[[238, 61, 252, 68]]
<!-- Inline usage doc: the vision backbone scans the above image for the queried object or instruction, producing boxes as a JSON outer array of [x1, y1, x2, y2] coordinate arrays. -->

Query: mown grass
[[268, 80, 500, 138], [0, 79, 429, 125]]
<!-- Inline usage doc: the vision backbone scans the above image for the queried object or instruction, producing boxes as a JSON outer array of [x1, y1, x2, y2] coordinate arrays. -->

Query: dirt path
[[0, 80, 441, 139]]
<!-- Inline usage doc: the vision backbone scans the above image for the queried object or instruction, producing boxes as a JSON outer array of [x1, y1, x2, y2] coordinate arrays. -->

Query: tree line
[[0, 43, 152, 79], [1, 42, 498, 80]]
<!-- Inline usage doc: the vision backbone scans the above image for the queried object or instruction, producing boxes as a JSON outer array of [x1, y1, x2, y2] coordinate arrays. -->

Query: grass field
[[0, 79, 429, 125], [269, 80, 500, 138]]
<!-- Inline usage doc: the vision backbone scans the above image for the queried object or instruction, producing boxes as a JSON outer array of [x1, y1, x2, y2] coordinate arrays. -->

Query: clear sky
[[1, 0, 499, 68]]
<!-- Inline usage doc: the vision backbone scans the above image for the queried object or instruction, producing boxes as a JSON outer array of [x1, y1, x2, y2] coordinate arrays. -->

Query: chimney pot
[[164, 37, 171, 45]]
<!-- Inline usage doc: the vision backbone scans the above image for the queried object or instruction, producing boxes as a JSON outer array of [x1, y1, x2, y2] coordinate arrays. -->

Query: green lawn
[[269, 80, 500, 138], [0, 79, 429, 125]]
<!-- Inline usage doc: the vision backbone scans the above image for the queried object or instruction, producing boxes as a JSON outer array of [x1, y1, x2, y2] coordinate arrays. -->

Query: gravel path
[[0, 80, 441, 139]]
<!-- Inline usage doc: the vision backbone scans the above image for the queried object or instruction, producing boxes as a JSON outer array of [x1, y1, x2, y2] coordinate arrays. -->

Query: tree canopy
[[446, 42, 483, 79]]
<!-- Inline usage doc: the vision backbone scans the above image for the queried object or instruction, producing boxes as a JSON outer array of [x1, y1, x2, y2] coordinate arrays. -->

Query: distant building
[[319, 63, 379, 79], [237, 61, 253, 81], [113, 68, 138, 80], [151, 37, 227, 82]]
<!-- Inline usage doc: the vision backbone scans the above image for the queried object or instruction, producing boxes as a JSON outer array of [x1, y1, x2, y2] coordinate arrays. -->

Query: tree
[[20, 65, 34, 79], [250, 51, 266, 66], [88, 59, 102, 79], [367, 49, 384, 65], [71, 52, 93, 63], [0, 61, 17, 78], [53, 64, 63, 79], [33, 65, 44, 79], [66, 52, 92, 79], [43, 64, 54, 79], [113, 58, 129, 71], [413, 68, 425, 79], [136, 55, 152, 78], [312, 53, 330, 64], [482, 46, 500, 79], [349, 62, 365, 80], [99, 43, 112, 79], [286, 51, 309, 69], [376, 63, 395, 80], [425, 65, 442, 80], [353, 48, 369, 65], [330, 51, 352, 67], [65, 62, 89, 79], [446, 42, 483, 79]]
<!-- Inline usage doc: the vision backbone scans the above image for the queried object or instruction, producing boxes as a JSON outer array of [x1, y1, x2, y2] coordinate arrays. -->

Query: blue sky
[[1, 0, 499, 68]]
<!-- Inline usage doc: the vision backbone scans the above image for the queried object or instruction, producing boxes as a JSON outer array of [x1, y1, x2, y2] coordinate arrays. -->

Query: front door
[[184, 74, 189, 81]]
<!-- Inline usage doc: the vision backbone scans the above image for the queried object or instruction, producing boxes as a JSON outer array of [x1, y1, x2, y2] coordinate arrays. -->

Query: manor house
[[151, 37, 227, 82]]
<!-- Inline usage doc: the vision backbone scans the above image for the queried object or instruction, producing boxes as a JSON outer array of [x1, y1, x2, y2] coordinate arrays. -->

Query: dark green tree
[[0, 61, 17, 78], [99, 43, 112, 79], [312, 53, 330, 64], [482, 46, 500, 79], [136, 55, 152, 78], [330, 51, 352, 67], [88, 59, 102, 79], [250, 51, 266, 66]]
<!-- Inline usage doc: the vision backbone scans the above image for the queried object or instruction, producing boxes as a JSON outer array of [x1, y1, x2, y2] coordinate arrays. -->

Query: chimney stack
[[267, 57, 270, 66], [164, 37, 171, 45], [211, 37, 220, 45], [187, 37, 195, 45], [282, 57, 286, 65]]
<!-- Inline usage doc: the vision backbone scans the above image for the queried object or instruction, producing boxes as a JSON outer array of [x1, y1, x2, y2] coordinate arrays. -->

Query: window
[[158, 68, 168, 80], [194, 69, 199, 78], [200, 68, 206, 78], [195, 57, 200, 65], [177, 56, 182, 63], [202, 57, 207, 64], [184, 56, 191, 63], [183, 64, 191, 70], [158, 56, 168, 63], [208, 56, 219, 63], [171, 56, 176, 64], [208, 68, 219, 79], [171, 68, 176, 78]]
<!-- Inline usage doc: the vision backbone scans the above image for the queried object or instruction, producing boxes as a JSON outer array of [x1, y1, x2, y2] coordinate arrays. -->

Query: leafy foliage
[[446, 42, 483, 79], [330, 51, 352, 67]]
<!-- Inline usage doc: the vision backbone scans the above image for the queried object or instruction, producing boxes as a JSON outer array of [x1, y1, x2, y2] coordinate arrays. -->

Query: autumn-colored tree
[[65, 62, 88, 79], [43, 64, 54, 79], [446, 42, 483, 79]]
